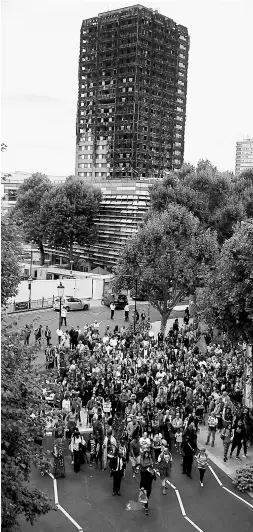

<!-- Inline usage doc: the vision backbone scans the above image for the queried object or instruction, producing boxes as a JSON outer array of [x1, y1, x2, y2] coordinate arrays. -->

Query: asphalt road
[[21, 451, 253, 532]]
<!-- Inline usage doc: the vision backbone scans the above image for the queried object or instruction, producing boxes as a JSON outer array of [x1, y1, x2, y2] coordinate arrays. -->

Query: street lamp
[[28, 276, 33, 309], [70, 260, 73, 275], [134, 278, 138, 334], [57, 281, 65, 330]]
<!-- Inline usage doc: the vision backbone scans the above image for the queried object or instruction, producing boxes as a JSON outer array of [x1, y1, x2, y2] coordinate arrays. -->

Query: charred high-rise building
[[75, 5, 189, 181]]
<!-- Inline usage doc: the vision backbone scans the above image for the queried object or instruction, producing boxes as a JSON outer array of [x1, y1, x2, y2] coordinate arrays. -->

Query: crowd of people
[[40, 312, 253, 515]]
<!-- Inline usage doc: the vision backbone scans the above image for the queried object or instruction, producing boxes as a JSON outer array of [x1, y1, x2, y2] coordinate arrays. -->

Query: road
[[21, 449, 253, 532]]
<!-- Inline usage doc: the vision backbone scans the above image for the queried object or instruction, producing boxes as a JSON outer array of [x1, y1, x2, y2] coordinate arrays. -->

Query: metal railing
[[6, 297, 54, 314]]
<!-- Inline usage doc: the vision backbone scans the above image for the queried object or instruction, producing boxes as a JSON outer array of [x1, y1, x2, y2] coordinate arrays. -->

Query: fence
[[6, 297, 54, 314]]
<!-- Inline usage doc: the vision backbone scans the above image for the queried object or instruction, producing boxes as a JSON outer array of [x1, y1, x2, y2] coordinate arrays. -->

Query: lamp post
[[28, 276, 33, 309], [57, 281, 65, 330], [70, 260, 73, 275], [134, 278, 138, 334]]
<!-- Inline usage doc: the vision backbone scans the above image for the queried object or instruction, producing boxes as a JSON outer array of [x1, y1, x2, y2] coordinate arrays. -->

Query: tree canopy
[[197, 219, 253, 345], [149, 160, 247, 244], [114, 203, 219, 331], [1, 324, 57, 531], [14, 173, 52, 265], [41, 177, 102, 265], [1, 214, 22, 307]]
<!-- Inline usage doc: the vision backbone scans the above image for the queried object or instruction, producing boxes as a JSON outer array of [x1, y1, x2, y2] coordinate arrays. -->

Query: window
[[78, 172, 85, 177]]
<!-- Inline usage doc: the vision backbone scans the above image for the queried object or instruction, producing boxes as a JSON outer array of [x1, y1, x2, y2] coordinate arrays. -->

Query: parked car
[[53, 296, 90, 312], [101, 292, 128, 310]]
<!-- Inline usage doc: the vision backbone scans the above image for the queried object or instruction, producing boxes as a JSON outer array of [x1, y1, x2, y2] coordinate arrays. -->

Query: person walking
[[139, 450, 156, 516], [34, 325, 43, 345], [221, 422, 233, 462], [195, 448, 208, 487], [130, 434, 141, 478], [181, 424, 197, 478], [110, 449, 126, 496], [62, 394, 71, 421], [110, 302, 115, 320], [205, 411, 218, 447], [230, 419, 247, 460], [86, 432, 97, 466], [70, 429, 84, 473], [44, 326, 52, 347], [141, 311, 146, 322], [61, 306, 67, 327], [124, 303, 130, 322], [157, 445, 172, 494], [24, 325, 31, 345], [103, 429, 117, 470], [56, 327, 63, 346]]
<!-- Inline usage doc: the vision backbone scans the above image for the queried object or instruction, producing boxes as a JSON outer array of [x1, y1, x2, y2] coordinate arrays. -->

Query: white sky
[[1, 0, 253, 175]]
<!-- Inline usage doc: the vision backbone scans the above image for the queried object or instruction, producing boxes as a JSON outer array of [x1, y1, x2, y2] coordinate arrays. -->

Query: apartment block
[[75, 5, 190, 181], [235, 138, 253, 176]]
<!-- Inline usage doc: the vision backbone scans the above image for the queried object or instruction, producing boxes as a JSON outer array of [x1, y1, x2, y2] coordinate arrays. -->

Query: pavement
[[197, 419, 253, 498]]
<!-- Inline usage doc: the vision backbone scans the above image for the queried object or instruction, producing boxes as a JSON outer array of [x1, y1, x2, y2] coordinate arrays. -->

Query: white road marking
[[208, 465, 223, 486], [222, 487, 253, 510], [175, 489, 186, 516], [184, 516, 204, 532], [166, 480, 177, 490], [57, 504, 83, 531], [53, 478, 59, 505]]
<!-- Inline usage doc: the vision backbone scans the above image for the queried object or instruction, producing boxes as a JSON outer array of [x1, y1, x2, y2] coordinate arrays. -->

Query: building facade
[[235, 138, 253, 177], [44, 179, 154, 271], [1, 171, 66, 213], [75, 5, 189, 181]]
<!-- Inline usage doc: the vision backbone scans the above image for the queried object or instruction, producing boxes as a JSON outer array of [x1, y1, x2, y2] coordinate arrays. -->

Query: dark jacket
[[110, 455, 126, 473]]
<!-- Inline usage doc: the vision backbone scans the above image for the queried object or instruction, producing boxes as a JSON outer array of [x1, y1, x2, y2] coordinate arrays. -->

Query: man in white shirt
[[110, 302, 115, 320], [124, 304, 129, 322], [61, 306, 67, 326], [110, 336, 118, 348], [140, 432, 151, 452], [56, 328, 63, 345]]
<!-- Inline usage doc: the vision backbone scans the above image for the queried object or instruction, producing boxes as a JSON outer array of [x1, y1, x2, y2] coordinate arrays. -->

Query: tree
[[197, 220, 253, 403], [14, 173, 52, 265], [114, 204, 219, 332], [197, 220, 253, 344], [41, 177, 102, 266], [1, 214, 22, 307], [1, 324, 57, 531], [149, 160, 246, 245]]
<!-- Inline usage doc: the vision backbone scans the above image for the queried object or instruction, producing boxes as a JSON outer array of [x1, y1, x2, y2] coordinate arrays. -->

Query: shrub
[[234, 462, 253, 492]]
